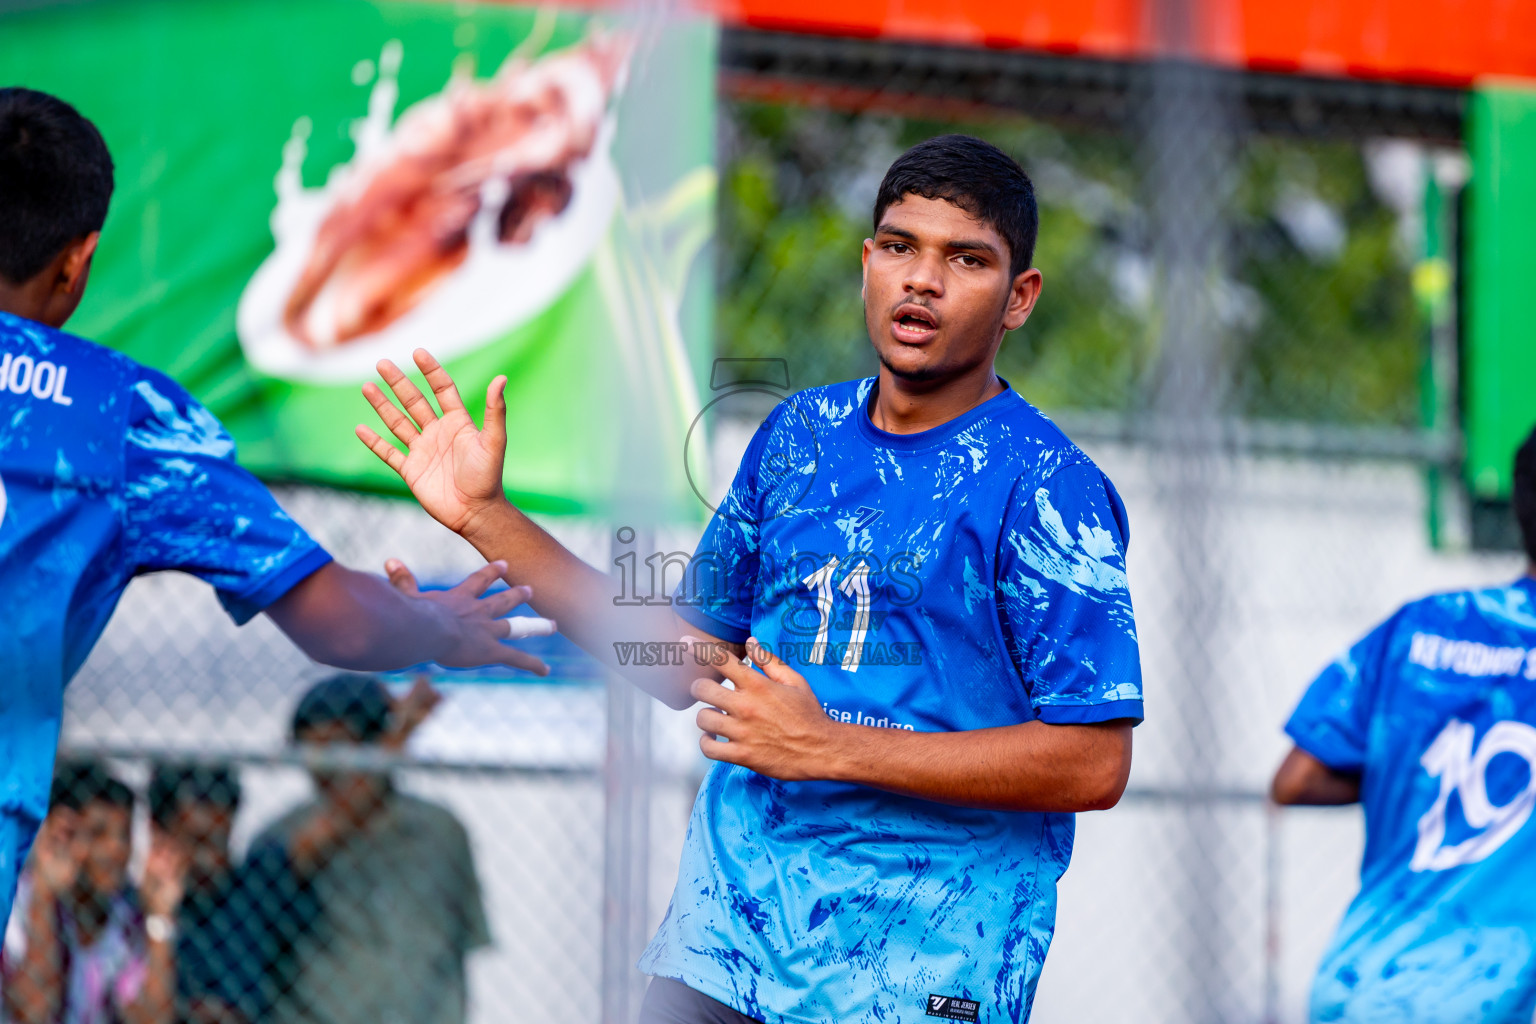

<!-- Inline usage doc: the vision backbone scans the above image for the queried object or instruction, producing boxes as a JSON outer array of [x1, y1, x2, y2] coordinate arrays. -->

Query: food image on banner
[[240, 31, 629, 382], [1, 0, 716, 517]]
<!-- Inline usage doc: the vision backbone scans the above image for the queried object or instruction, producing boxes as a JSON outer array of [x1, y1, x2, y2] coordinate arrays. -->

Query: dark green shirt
[[257, 792, 490, 1024], [175, 844, 315, 1024]]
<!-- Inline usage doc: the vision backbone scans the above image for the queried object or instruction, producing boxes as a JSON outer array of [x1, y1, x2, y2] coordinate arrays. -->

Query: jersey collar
[[856, 376, 1020, 454]]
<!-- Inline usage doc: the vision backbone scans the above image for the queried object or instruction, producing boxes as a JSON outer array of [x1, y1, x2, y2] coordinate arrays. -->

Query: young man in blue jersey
[[359, 134, 1144, 1023], [0, 88, 554, 924], [1273, 427, 1536, 1023]]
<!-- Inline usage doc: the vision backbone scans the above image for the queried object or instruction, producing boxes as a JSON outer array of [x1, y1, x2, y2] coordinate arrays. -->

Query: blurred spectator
[[3, 762, 178, 1024], [258, 675, 489, 1024], [145, 765, 317, 1024]]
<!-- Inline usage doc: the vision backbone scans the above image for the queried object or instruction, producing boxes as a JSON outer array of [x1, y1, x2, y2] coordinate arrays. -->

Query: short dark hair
[[49, 760, 133, 814], [873, 134, 1038, 278], [0, 87, 114, 284], [291, 673, 392, 743], [1515, 425, 1536, 562], [148, 764, 241, 828]]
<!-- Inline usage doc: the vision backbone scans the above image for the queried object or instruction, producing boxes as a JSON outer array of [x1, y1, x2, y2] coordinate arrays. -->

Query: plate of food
[[238, 31, 630, 383]]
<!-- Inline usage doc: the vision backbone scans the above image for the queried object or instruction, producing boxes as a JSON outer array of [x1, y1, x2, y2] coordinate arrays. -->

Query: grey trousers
[[638, 978, 765, 1024]]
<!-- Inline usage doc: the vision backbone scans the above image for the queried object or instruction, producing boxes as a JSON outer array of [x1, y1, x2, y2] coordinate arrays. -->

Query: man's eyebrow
[[873, 224, 1001, 258], [946, 238, 1002, 257]]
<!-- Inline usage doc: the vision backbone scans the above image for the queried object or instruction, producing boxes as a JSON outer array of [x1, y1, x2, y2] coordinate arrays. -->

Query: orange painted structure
[[708, 0, 1536, 86]]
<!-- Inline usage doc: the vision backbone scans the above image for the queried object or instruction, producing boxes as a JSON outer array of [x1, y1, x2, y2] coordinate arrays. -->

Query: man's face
[[75, 800, 131, 899], [165, 801, 235, 888], [299, 720, 389, 824], [861, 195, 1041, 385]]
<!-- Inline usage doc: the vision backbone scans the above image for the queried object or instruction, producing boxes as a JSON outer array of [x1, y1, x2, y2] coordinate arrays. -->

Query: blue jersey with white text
[[0, 312, 330, 896], [1287, 578, 1536, 1023], [639, 378, 1144, 1024]]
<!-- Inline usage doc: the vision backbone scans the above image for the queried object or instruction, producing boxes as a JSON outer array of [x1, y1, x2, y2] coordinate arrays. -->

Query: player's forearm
[[460, 502, 718, 707], [267, 563, 457, 670], [821, 719, 1133, 813], [460, 498, 611, 627], [1270, 746, 1361, 805]]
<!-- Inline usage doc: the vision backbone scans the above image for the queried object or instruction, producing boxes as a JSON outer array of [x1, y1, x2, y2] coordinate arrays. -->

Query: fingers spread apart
[[362, 381, 420, 446], [355, 425, 406, 473], [414, 349, 468, 415], [455, 560, 509, 599], [494, 644, 550, 677], [376, 358, 439, 431], [480, 585, 534, 619]]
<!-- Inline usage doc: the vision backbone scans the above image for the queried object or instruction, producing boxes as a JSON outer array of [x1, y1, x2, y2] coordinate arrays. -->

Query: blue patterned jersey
[[1287, 578, 1536, 1024], [640, 378, 1144, 1024], [0, 312, 331, 873]]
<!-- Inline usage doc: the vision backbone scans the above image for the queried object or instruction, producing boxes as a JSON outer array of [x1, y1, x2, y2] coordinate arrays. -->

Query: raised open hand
[[140, 833, 188, 917], [381, 676, 445, 751], [32, 809, 82, 897], [357, 349, 509, 537]]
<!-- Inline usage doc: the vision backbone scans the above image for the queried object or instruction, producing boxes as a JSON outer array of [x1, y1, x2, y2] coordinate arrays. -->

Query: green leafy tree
[[718, 100, 1421, 427]]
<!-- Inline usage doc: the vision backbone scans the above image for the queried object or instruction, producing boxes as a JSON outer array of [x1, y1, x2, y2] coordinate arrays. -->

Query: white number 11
[[800, 556, 871, 673]]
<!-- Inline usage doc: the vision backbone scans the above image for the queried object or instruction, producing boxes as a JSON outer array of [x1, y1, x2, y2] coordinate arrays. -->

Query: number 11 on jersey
[[801, 556, 871, 673]]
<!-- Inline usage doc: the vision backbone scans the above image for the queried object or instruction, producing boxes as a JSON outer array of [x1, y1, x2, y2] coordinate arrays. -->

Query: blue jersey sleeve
[[121, 368, 332, 624], [671, 406, 790, 643], [998, 462, 1144, 724], [1284, 612, 1398, 772]]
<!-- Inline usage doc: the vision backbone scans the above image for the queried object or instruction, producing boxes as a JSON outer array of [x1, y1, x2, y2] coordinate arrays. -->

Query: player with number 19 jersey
[[639, 377, 1143, 1024], [1286, 578, 1536, 1023]]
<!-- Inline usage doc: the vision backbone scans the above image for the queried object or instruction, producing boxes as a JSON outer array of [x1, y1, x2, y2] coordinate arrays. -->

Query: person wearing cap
[[253, 675, 489, 1024]]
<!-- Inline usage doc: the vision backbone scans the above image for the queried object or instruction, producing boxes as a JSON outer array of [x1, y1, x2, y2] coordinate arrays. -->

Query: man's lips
[[891, 303, 939, 344]]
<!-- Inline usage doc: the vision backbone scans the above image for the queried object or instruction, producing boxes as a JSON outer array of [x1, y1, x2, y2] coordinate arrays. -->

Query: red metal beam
[[705, 0, 1536, 86]]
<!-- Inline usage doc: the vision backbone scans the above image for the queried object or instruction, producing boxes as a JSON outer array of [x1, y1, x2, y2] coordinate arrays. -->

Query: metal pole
[[1144, 0, 1240, 1016], [603, 527, 653, 1024], [1263, 802, 1282, 1024]]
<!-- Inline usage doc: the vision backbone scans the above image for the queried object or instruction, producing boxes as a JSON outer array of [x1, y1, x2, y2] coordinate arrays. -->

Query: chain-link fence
[[14, 12, 1527, 1024]]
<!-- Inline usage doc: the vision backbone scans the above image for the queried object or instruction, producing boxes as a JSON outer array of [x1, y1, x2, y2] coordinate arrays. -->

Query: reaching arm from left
[[263, 559, 553, 675]]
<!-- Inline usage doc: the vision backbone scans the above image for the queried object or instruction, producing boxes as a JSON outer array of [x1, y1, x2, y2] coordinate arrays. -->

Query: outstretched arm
[[265, 559, 553, 675], [355, 350, 727, 707], [1270, 745, 1361, 805], [690, 639, 1133, 813]]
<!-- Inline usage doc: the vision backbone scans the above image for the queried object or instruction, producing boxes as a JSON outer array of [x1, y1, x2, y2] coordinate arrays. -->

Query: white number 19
[[1412, 717, 1536, 872]]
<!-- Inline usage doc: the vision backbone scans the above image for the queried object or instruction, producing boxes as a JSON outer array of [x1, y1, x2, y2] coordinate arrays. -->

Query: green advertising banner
[[2, 0, 716, 517], [1467, 82, 1536, 506]]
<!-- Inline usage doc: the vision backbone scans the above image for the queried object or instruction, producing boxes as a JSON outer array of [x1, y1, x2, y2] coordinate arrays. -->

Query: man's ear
[[860, 238, 874, 302], [1003, 267, 1043, 332], [56, 232, 100, 297]]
